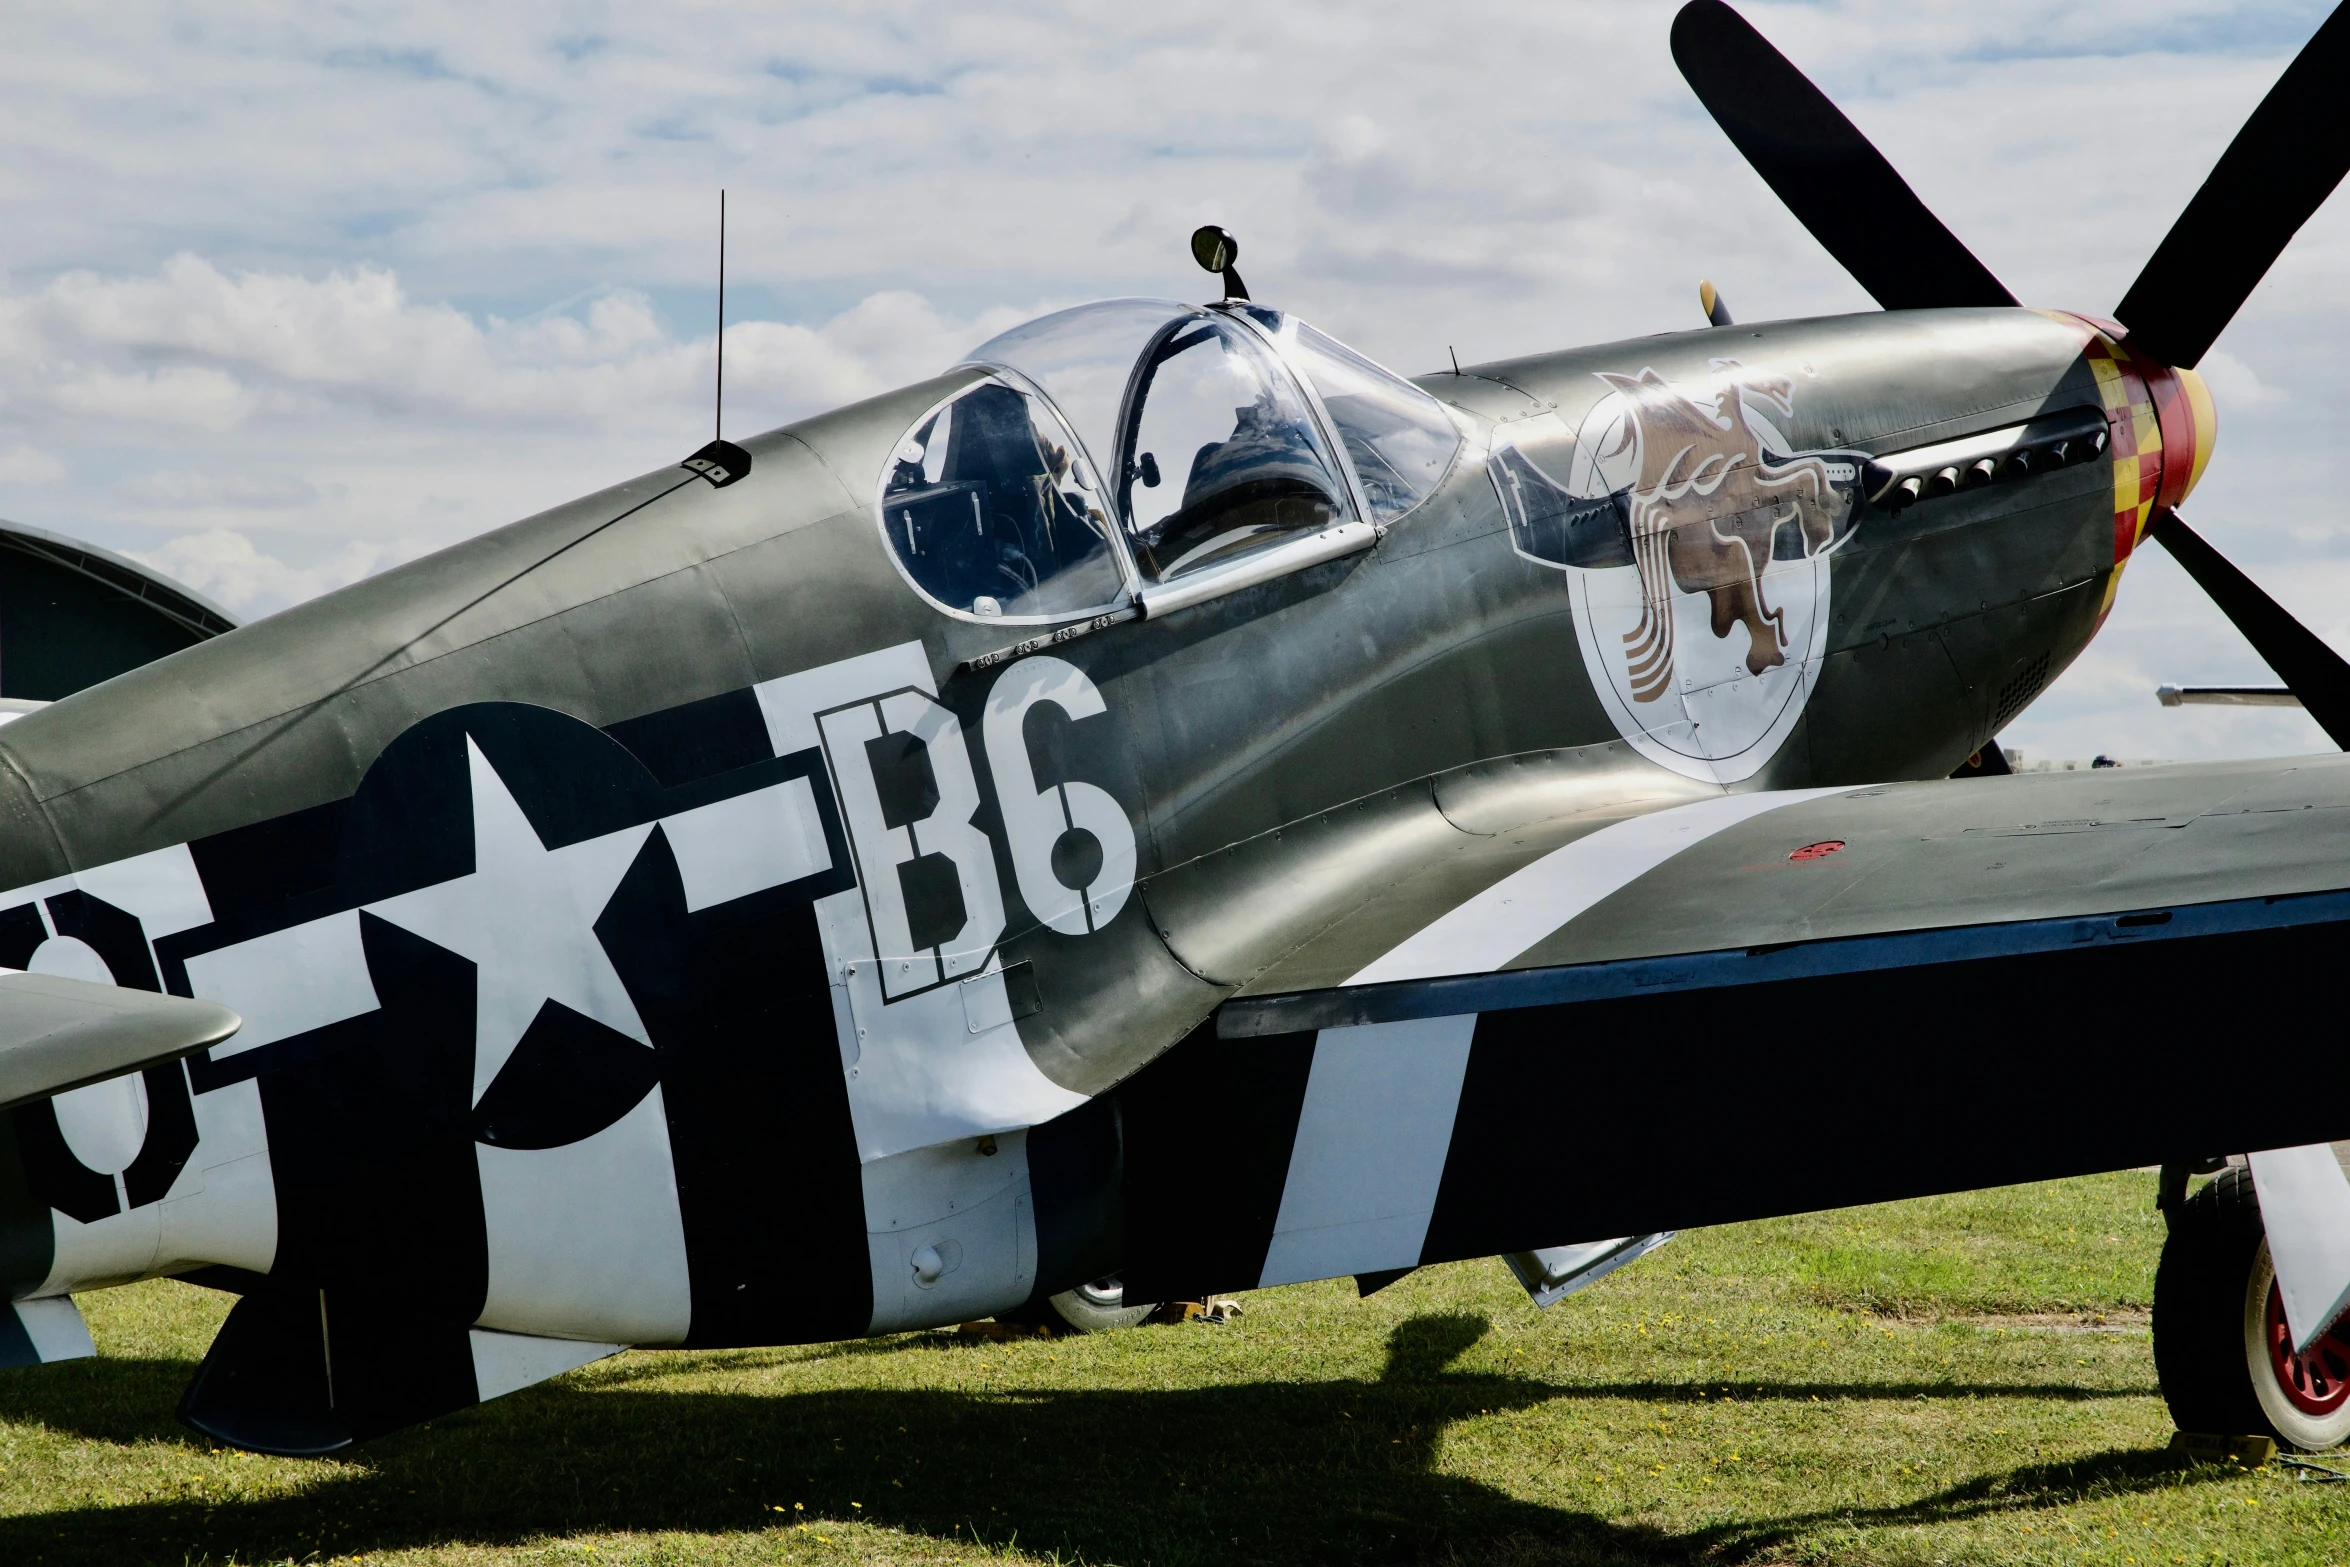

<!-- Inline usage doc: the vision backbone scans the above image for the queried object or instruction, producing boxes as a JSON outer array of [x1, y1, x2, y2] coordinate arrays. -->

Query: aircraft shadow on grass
[[0, 1313, 2216, 1566]]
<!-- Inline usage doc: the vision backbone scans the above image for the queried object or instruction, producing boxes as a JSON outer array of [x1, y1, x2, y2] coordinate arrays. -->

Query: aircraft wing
[[0, 972, 239, 1112], [1118, 755, 2350, 1302], [1155, 753, 2350, 1002]]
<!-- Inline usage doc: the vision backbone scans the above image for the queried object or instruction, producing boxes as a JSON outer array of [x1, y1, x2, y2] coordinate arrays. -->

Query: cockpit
[[875, 298, 1462, 624]]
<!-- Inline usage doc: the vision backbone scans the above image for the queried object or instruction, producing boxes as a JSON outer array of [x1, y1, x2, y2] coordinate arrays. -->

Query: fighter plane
[[6, 0, 2350, 1459]]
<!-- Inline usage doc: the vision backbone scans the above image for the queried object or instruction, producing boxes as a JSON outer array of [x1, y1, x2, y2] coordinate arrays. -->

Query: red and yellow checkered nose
[[2069, 322, 2218, 569], [2159, 364, 2218, 507]]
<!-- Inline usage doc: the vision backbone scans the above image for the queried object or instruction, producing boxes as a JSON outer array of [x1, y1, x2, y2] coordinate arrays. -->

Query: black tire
[[1000, 1274, 1156, 1334], [2154, 1164, 2350, 1450], [2154, 1166, 2268, 1436]]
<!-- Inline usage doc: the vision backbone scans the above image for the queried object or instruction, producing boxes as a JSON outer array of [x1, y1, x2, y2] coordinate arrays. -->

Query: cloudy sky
[[0, 0, 2341, 760]]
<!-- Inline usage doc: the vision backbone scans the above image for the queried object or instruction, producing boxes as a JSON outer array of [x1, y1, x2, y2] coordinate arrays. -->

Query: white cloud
[[0, 446, 65, 486], [0, 256, 1001, 436], [48, 364, 255, 430], [126, 529, 386, 617], [119, 469, 322, 509], [2194, 347, 2288, 409]]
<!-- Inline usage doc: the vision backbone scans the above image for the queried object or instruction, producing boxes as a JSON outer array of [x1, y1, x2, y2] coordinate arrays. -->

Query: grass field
[[4, 1170, 2344, 1565]]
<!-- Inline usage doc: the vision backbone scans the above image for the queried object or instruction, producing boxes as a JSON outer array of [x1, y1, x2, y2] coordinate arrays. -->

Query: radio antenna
[[715, 188, 726, 443], [677, 188, 753, 489]]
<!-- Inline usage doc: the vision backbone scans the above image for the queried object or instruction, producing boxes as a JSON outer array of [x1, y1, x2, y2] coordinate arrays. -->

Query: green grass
[[3, 1169, 2342, 1565]]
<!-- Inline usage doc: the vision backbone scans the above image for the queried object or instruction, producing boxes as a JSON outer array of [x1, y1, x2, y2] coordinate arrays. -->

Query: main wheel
[[1000, 1273, 1156, 1334], [2154, 1164, 2350, 1450]]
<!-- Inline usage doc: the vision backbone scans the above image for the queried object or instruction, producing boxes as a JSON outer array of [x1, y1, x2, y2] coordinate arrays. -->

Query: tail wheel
[[1047, 1274, 1156, 1333], [998, 1274, 1157, 1335], [2154, 1164, 2350, 1450]]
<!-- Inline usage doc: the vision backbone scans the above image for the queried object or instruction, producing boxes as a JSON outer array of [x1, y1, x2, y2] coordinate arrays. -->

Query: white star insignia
[[367, 737, 655, 1105]]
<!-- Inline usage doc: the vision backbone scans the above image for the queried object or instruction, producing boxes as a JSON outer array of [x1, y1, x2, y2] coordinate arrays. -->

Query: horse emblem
[[1490, 359, 1862, 784]]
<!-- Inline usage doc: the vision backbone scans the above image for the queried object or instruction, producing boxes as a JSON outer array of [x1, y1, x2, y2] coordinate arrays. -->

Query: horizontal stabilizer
[[0, 972, 239, 1113], [2246, 1145, 2350, 1353], [178, 1283, 619, 1454], [0, 1295, 95, 1368]]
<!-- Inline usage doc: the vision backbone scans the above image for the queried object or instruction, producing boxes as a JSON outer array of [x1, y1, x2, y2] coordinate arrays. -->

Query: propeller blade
[[2148, 510, 2350, 748], [1669, 0, 2016, 312], [2114, 4, 2350, 369]]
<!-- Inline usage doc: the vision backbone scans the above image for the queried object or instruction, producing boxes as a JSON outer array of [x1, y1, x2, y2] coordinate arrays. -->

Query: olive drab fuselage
[[0, 299, 2167, 1370]]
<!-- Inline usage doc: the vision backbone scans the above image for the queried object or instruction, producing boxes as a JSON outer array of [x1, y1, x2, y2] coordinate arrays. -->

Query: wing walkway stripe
[[1345, 787, 1846, 986]]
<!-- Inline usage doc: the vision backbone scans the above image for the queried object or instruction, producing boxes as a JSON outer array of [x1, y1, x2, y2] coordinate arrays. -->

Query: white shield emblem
[[1492, 360, 1862, 785]]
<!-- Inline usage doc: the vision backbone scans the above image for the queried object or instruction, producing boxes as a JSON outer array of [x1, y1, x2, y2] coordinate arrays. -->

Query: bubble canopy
[[874, 299, 1461, 624], [966, 300, 1195, 500]]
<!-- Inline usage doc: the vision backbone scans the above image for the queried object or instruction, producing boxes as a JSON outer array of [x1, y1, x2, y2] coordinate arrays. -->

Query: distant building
[[0, 518, 236, 706], [2009, 753, 2175, 772]]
